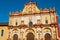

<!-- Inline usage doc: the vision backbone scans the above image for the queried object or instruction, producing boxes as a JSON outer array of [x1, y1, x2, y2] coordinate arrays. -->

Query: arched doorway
[[45, 33, 51, 40], [13, 34, 18, 40], [27, 32, 34, 40]]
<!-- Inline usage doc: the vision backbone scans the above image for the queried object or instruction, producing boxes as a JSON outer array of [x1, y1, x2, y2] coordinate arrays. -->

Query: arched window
[[1, 30, 4, 36], [45, 20, 48, 24], [29, 21, 33, 27], [16, 22, 18, 26], [15, 19, 18, 26]]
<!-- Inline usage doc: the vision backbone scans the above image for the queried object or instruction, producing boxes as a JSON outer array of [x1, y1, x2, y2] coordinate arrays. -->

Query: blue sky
[[0, 0, 60, 24]]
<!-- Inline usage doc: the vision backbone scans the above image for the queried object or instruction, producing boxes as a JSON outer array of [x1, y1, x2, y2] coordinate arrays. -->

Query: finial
[[15, 9, 19, 13]]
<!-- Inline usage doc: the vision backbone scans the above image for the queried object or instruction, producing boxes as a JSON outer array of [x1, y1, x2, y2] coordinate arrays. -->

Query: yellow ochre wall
[[0, 26, 8, 40]]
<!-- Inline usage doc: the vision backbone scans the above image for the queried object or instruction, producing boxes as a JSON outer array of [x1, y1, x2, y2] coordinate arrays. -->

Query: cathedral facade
[[0, 1, 59, 40]]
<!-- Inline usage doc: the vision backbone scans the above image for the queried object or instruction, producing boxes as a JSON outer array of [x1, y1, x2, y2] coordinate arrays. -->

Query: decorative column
[[20, 31, 24, 40], [55, 26, 58, 40], [7, 29, 11, 40], [38, 30, 40, 40], [36, 27, 42, 40], [37, 30, 42, 40]]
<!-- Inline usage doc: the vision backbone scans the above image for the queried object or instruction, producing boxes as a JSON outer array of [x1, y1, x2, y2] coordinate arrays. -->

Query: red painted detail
[[58, 24, 60, 38], [56, 16, 58, 23]]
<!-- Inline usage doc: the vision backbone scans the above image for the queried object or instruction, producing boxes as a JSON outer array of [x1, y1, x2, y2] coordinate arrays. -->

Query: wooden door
[[45, 33, 51, 40], [27, 32, 34, 40], [13, 34, 18, 40]]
